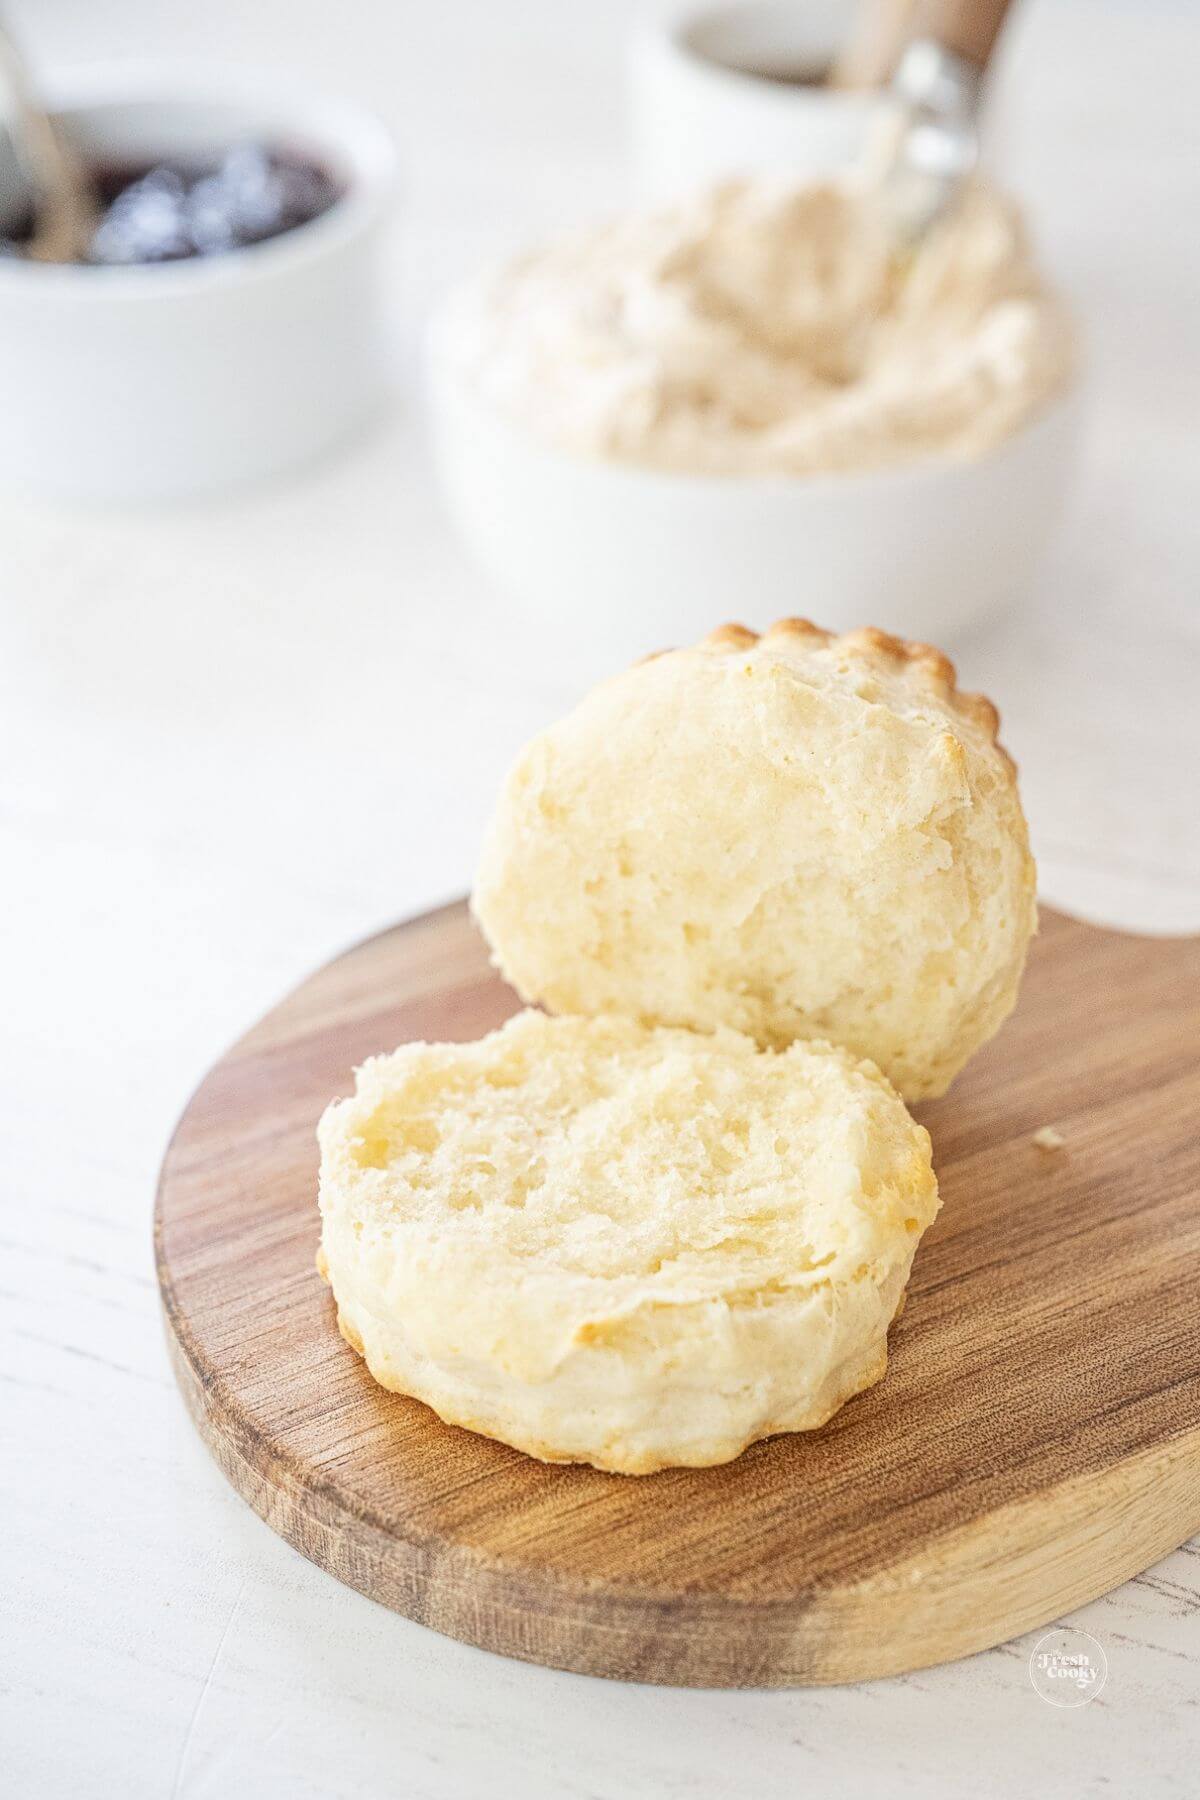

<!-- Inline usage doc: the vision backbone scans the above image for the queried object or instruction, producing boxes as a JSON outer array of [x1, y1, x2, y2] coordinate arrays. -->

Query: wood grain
[[155, 902, 1200, 1687]]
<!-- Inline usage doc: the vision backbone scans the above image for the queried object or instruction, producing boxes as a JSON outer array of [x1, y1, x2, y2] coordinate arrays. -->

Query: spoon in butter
[[837, 0, 1017, 251]]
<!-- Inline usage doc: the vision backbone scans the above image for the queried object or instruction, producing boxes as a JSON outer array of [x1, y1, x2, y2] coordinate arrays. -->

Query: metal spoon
[[0, 23, 97, 262], [836, 0, 1017, 248]]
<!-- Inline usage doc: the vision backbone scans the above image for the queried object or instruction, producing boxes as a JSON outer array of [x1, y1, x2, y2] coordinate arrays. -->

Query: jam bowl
[[0, 66, 396, 499]]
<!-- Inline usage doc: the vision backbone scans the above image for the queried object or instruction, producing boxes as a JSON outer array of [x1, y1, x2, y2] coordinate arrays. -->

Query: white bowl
[[0, 66, 396, 500], [631, 1, 1009, 201], [430, 354, 1082, 671]]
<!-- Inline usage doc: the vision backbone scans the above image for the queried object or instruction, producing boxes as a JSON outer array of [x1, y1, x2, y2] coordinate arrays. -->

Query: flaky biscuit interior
[[318, 1009, 939, 1473], [473, 620, 1036, 1100]]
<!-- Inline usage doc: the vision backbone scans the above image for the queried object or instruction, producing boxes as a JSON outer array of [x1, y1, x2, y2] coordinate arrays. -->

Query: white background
[[2, 1, 1198, 1795]]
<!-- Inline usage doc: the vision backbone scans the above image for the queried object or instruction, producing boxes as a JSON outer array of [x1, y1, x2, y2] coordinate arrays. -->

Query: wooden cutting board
[[155, 901, 1200, 1687]]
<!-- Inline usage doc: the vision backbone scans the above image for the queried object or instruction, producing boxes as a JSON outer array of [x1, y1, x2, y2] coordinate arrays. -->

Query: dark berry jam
[[1, 144, 343, 265]]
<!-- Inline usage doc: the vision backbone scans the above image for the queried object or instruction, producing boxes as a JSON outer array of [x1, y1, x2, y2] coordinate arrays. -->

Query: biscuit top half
[[473, 617, 1035, 1101]]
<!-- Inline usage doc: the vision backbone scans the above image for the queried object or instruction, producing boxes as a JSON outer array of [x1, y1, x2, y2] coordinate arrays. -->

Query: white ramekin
[[0, 66, 396, 500], [429, 352, 1082, 672], [631, 1, 1009, 201]]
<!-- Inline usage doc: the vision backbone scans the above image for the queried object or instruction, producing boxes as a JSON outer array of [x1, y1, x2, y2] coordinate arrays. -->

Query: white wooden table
[[3, 2, 1198, 1794]]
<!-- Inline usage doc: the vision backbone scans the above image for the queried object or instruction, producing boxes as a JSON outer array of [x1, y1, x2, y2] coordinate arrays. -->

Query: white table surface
[[3, 1, 1198, 1795]]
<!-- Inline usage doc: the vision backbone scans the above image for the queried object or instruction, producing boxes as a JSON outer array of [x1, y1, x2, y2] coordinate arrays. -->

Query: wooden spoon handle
[[830, 0, 1016, 88], [0, 24, 96, 261], [830, 0, 921, 90], [910, 0, 1017, 70]]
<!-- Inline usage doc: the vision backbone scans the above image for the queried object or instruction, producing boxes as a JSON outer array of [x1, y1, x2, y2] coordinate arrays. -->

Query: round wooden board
[[156, 901, 1200, 1687]]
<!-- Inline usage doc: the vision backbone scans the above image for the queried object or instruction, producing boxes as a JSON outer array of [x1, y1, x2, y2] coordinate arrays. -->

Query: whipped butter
[[436, 179, 1075, 477]]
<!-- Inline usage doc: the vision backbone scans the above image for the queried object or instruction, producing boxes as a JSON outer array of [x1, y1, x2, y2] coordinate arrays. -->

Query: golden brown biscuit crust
[[701, 618, 1012, 770]]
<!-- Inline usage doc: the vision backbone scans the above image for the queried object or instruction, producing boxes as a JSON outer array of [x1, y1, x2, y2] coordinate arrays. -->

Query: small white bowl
[[0, 66, 396, 500], [631, 1, 1009, 201], [430, 354, 1081, 670]]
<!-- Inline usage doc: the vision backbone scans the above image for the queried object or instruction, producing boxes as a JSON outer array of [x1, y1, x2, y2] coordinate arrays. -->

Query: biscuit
[[473, 621, 1036, 1100], [317, 1009, 939, 1474]]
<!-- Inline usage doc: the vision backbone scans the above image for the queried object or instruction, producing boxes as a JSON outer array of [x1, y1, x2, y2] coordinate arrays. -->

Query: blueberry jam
[[2, 144, 343, 264]]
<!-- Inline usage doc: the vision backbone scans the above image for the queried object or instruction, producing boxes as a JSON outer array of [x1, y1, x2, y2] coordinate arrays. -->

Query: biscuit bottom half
[[316, 1011, 939, 1474]]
